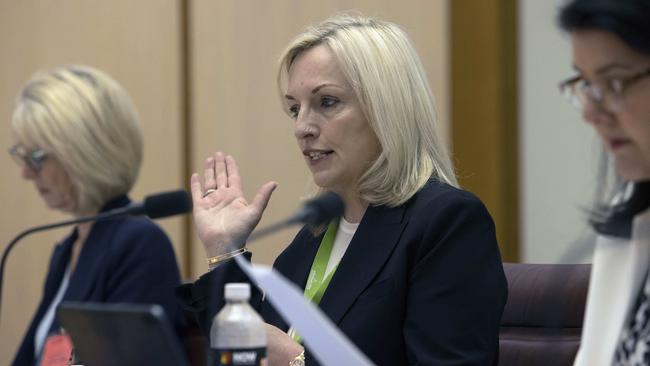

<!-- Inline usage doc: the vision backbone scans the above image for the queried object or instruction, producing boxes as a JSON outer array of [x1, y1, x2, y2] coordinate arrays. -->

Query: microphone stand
[[0, 189, 191, 324], [0, 207, 132, 324]]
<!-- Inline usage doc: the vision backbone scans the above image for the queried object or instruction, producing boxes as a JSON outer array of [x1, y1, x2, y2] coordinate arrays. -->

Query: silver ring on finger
[[202, 188, 217, 198]]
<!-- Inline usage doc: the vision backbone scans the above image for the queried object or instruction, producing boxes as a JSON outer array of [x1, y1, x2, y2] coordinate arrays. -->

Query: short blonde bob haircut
[[11, 65, 143, 214], [278, 15, 457, 207]]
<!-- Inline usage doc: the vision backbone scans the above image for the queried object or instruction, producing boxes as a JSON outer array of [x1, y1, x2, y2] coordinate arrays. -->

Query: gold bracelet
[[207, 247, 247, 269], [289, 350, 305, 366]]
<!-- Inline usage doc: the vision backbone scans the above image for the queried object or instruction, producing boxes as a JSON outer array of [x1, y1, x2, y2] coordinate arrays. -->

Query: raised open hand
[[190, 152, 277, 258]]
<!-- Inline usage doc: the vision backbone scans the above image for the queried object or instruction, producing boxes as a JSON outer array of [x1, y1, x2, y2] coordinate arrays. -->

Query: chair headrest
[[501, 263, 591, 328]]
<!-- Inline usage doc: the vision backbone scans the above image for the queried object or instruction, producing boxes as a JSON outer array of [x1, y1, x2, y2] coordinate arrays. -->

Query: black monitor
[[56, 301, 190, 366]]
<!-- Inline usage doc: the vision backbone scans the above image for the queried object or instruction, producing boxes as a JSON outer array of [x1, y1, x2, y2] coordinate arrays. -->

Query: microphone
[[242, 191, 344, 246], [224, 192, 371, 365], [0, 190, 192, 322], [287, 191, 345, 226], [208, 191, 346, 363], [211, 191, 344, 306], [118, 190, 193, 219]]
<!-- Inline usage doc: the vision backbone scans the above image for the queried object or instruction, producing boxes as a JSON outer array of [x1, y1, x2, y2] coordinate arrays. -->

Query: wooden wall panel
[[0, 1, 451, 362], [0, 1, 184, 363], [188, 0, 450, 277], [451, 0, 519, 261]]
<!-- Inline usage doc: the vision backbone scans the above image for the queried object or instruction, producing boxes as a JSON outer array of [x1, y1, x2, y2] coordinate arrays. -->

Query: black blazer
[[178, 180, 507, 365], [12, 196, 183, 366]]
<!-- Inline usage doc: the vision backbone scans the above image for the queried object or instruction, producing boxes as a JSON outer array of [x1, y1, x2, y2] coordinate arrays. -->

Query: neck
[[76, 221, 93, 239], [340, 193, 368, 224], [72, 209, 97, 240]]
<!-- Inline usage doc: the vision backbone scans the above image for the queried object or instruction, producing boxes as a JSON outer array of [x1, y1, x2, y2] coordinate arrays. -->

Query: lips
[[609, 138, 631, 150], [303, 149, 333, 161]]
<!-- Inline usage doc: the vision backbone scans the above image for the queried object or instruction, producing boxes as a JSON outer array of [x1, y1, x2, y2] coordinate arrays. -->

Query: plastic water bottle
[[211, 283, 267, 366]]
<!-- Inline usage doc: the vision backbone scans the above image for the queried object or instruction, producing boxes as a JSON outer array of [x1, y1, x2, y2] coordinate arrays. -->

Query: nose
[[293, 110, 319, 140], [21, 165, 37, 180], [581, 97, 614, 126]]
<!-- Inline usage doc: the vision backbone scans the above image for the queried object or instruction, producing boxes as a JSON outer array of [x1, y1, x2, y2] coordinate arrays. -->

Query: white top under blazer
[[574, 209, 650, 365]]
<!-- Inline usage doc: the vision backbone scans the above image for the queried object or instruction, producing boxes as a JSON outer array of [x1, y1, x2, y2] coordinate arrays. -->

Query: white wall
[[519, 0, 600, 263]]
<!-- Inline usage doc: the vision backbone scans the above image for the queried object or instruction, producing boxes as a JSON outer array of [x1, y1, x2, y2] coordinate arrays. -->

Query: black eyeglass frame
[[558, 67, 650, 110]]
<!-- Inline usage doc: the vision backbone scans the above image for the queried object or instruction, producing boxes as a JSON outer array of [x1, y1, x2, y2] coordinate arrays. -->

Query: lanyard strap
[[290, 220, 340, 343], [304, 219, 339, 304]]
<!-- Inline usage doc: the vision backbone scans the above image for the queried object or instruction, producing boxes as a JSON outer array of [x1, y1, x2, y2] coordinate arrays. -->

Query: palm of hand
[[194, 189, 261, 253], [190, 152, 276, 258]]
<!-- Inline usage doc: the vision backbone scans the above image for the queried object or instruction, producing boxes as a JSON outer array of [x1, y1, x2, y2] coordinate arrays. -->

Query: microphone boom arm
[[0, 189, 191, 325], [0, 207, 134, 324]]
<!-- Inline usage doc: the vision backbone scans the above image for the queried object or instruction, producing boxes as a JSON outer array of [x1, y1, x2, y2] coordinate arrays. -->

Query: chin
[[311, 174, 334, 189], [615, 163, 650, 181], [46, 201, 75, 214]]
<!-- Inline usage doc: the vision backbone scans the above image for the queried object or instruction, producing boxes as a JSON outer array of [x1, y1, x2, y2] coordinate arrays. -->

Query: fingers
[[225, 155, 242, 190], [190, 173, 203, 205], [214, 152, 228, 189], [203, 156, 216, 190], [194, 152, 259, 204], [251, 181, 278, 213]]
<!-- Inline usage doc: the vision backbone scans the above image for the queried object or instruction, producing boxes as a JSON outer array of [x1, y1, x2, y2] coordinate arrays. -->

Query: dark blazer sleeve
[[176, 252, 260, 335], [404, 191, 507, 365]]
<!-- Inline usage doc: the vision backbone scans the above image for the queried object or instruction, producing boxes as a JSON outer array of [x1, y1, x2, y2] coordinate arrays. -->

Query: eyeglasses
[[559, 67, 650, 112], [8, 144, 48, 172]]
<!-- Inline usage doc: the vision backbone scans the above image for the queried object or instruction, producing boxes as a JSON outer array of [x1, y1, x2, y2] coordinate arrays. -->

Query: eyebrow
[[285, 83, 343, 100], [573, 62, 635, 76]]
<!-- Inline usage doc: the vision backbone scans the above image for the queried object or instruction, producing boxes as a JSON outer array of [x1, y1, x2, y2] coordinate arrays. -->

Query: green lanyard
[[291, 219, 339, 343], [304, 219, 339, 304]]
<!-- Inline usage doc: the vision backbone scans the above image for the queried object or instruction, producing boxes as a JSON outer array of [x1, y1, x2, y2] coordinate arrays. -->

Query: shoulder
[[407, 179, 492, 224], [99, 218, 180, 279], [98, 217, 174, 254], [399, 180, 497, 261], [107, 217, 169, 240]]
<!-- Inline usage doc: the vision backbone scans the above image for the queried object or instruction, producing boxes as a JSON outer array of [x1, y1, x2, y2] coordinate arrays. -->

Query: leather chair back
[[499, 263, 591, 366]]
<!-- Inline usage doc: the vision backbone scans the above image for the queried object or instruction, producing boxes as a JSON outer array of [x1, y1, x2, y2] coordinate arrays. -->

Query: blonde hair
[[11, 65, 143, 213], [278, 14, 457, 207]]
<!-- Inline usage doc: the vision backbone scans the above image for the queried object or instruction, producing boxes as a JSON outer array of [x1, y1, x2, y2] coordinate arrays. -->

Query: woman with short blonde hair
[[10, 65, 182, 366], [12, 65, 143, 214]]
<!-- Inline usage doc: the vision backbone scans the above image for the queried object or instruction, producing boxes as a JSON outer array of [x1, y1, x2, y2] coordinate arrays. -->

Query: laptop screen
[[56, 301, 190, 366]]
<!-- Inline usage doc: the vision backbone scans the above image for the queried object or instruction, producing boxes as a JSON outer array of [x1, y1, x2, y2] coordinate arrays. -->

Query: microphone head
[[298, 191, 344, 226], [143, 190, 192, 219]]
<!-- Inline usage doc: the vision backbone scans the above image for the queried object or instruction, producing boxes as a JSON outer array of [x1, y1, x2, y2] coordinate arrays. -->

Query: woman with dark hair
[[557, 0, 650, 364]]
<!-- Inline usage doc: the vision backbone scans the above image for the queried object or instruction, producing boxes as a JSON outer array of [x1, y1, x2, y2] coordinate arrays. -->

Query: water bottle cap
[[224, 283, 251, 300]]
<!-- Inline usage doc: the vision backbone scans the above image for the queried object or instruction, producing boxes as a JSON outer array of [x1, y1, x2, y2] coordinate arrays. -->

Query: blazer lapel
[[264, 229, 322, 330], [63, 195, 130, 302], [318, 203, 407, 325], [285, 230, 322, 289], [40, 234, 75, 308], [40, 232, 75, 333], [63, 222, 111, 301]]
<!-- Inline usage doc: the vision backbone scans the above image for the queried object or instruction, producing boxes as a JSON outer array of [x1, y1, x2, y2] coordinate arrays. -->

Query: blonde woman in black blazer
[[179, 15, 507, 366]]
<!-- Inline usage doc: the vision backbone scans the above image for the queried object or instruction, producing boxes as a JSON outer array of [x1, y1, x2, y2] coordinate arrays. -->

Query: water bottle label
[[214, 347, 267, 366]]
